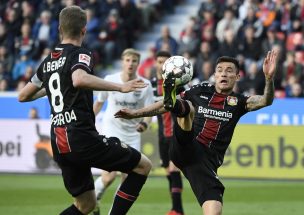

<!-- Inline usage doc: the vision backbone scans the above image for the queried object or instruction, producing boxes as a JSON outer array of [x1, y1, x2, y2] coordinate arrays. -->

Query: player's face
[[122, 54, 139, 75], [156, 56, 169, 79], [214, 62, 240, 94]]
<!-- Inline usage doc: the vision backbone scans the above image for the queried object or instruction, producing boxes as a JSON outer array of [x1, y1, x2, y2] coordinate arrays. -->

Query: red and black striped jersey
[[34, 44, 96, 129], [181, 82, 249, 163]]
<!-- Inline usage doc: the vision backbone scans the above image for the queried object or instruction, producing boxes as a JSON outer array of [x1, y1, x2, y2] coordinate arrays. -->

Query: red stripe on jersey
[[54, 127, 71, 153], [196, 93, 225, 146], [157, 79, 163, 96], [162, 111, 173, 137], [116, 190, 137, 202], [51, 51, 62, 59]]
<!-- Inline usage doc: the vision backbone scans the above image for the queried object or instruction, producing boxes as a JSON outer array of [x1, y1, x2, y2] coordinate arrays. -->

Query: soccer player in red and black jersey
[[150, 51, 185, 215], [18, 6, 152, 215], [115, 50, 278, 215]]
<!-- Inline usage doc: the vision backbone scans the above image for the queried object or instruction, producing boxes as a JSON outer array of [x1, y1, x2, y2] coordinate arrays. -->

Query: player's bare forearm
[[114, 101, 167, 119], [19, 83, 46, 102], [246, 78, 274, 111], [136, 101, 167, 117]]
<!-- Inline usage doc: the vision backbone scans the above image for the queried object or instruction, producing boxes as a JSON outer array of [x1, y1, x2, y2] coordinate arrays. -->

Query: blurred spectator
[[215, 8, 241, 42], [0, 79, 9, 91], [261, 26, 285, 57], [3, 8, 21, 51], [135, 0, 158, 31], [21, 1, 36, 25], [238, 25, 263, 68], [282, 51, 303, 87], [288, 83, 304, 98], [32, 10, 58, 56], [197, 0, 219, 21], [11, 52, 35, 85], [119, 0, 141, 48], [99, 0, 120, 24], [191, 60, 214, 85], [38, 0, 62, 20], [238, 6, 263, 39], [0, 45, 14, 74], [138, 46, 156, 78], [194, 41, 217, 78], [256, 0, 276, 28], [99, 9, 124, 67], [28, 107, 40, 119], [178, 19, 200, 56], [239, 0, 259, 21], [155, 25, 178, 55], [238, 61, 265, 95], [218, 28, 240, 57], [14, 22, 35, 59]]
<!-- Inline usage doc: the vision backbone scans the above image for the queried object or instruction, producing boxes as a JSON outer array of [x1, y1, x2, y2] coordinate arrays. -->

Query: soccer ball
[[162, 55, 193, 86]]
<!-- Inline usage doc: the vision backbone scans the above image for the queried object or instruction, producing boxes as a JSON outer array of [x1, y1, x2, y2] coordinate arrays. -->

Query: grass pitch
[[0, 174, 303, 215]]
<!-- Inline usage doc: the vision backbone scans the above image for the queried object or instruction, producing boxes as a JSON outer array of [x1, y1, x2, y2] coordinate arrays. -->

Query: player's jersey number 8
[[49, 73, 64, 113]]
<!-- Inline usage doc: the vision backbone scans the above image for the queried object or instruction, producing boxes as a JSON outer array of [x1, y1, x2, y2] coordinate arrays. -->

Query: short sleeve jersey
[[96, 73, 154, 143], [181, 82, 249, 163], [31, 44, 95, 130]]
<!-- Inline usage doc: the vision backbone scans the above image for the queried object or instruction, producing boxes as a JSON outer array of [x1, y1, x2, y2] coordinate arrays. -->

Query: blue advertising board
[[0, 94, 303, 125]]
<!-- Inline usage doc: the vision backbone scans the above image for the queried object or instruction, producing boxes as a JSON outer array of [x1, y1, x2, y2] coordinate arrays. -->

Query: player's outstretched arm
[[115, 100, 167, 119], [18, 82, 46, 102], [246, 50, 278, 111], [72, 69, 147, 92]]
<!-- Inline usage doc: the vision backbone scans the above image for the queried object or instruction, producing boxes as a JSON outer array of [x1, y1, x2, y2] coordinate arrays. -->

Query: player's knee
[[76, 196, 96, 214], [102, 172, 116, 187], [133, 154, 152, 176]]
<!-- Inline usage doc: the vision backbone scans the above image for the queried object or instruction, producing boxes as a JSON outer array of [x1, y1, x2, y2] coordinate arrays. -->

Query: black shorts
[[158, 135, 174, 168], [52, 127, 141, 197], [169, 123, 225, 206]]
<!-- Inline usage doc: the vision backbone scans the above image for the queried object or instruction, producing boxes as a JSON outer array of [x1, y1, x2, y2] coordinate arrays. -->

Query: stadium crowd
[[0, 0, 304, 98]]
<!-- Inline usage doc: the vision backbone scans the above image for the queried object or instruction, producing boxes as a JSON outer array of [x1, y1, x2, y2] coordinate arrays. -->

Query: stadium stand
[[0, 0, 303, 98]]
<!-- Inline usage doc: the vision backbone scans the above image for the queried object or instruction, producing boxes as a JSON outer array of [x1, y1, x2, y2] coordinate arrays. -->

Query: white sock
[[94, 176, 105, 200]]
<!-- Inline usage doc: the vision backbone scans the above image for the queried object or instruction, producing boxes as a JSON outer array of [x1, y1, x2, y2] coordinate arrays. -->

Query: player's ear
[[81, 27, 86, 36]]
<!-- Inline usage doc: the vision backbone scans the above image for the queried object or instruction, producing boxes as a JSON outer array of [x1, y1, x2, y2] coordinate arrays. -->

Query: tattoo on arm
[[247, 79, 274, 111], [140, 108, 167, 117]]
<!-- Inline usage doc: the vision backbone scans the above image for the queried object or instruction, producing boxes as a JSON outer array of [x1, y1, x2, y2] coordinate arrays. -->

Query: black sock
[[60, 204, 84, 215], [109, 172, 147, 215], [171, 99, 190, 117], [170, 171, 183, 213], [166, 174, 172, 193]]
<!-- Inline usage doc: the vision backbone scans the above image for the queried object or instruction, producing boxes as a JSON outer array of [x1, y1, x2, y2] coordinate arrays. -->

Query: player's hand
[[120, 79, 147, 93], [136, 121, 148, 133], [263, 50, 278, 80], [114, 108, 137, 119]]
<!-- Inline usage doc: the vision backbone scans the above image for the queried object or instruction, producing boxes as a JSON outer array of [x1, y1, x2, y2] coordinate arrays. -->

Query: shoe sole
[[163, 73, 177, 110]]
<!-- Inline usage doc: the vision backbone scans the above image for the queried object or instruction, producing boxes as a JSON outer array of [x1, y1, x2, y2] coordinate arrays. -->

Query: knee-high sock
[[108, 172, 147, 215], [170, 171, 184, 213], [60, 204, 84, 215]]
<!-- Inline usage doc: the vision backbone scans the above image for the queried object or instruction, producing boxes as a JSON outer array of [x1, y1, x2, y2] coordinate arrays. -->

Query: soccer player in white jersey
[[92, 48, 154, 215]]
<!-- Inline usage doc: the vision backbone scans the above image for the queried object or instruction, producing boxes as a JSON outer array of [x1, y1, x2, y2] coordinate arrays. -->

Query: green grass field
[[0, 174, 303, 215]]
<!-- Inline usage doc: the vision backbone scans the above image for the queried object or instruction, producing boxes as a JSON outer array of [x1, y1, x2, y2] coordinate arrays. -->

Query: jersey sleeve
[[70, 48, 93, 74], [30, 63, 44, 88]]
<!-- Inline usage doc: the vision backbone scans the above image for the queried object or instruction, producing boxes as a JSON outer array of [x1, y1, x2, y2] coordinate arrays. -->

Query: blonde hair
[[59, 6, 87, 39], [121, 48, 141, 62]]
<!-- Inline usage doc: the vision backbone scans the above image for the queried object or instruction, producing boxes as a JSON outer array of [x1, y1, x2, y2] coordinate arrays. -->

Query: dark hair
[[216, 56, 239, 72], [59, 6, 87, 39], [155, 51, 171, 59]]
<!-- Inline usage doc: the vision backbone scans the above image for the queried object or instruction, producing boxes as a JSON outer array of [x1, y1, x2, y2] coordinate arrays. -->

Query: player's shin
[[108, 172, 148, 215]]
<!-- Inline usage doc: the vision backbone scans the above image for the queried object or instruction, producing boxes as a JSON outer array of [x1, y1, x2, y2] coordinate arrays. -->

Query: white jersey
[[97, 72, 154, 150]]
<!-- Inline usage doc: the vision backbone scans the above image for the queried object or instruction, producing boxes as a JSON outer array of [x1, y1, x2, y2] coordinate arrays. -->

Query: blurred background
[[0, 0, 303, 214]]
